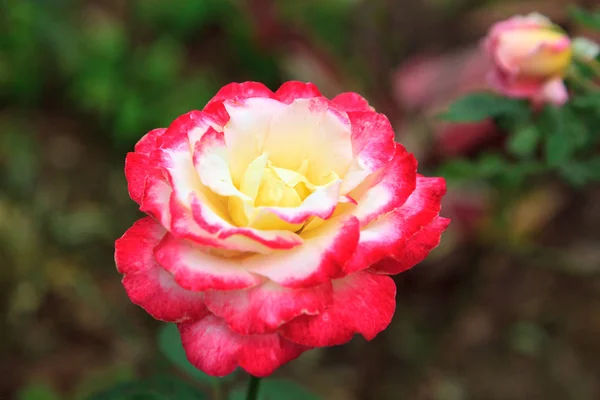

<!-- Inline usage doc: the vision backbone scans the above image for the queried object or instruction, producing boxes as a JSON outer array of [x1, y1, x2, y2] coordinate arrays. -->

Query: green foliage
[[568, 6, 600, 31], [229, 379, 320, 400], [86, 376, 206, 400], [157, 323, 236, 385], [440, 93, 528, 123], [1, 0, 43, 104], [135, 0, 221, 38], [279, 0, 355, 56], [507, 124, 540, 159], [17, 384, 61, 400]]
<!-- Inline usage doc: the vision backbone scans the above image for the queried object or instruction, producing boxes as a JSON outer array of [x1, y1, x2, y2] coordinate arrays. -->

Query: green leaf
[[86, 376, 206, 400], [157, 323, 235, 385], [507, 124, 540, 158], [229, 379, 320, 400], [539, 106, 588, 167], [569, 6, 600, 31], [440, 92, 527, 123]]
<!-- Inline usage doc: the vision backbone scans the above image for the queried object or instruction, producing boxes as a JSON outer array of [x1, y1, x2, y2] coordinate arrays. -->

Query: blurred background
[[2, 0, 600, 399]]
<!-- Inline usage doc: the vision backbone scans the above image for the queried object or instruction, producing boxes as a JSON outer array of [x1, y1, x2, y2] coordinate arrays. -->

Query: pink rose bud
[[484, 13, 572, 106]]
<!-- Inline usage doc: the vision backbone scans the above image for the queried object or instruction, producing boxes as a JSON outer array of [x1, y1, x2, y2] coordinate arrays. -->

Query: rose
[[484, 13, 572, 106], [115, 81, 448, 377]]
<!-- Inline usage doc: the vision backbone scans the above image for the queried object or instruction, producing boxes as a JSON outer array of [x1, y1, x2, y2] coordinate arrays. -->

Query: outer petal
[[539, 77, 568, 106], [371, 216, 450, 274], [115, 217, 207, 322], [135, 128, 167, 155], [125, 152, 150, 205], [140, 174, 173, 229], [178, 315, 308, 377], [204, 281, 333, 335], [273, 81, 322, 104], [344, 176, 446, 274], [154, 233, 263, 291], [280, 271, 396, 347], [331, 92, 373, 112], [341, 111, 397, 194], [203, 82, 274, 125], [350, 144, 417, 226], [125, 128, 167, 205]]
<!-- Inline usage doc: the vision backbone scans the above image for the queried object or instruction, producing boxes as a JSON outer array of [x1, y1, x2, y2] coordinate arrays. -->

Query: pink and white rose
[[115, 81, 449, 377]]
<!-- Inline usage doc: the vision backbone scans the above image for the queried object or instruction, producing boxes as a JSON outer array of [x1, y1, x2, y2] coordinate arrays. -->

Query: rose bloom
[[115, 81, 448, 377], [484, 13, 572, 106]]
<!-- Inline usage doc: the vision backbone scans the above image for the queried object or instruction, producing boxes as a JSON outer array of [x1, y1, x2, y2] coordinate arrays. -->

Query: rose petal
[[189, 194, 304, 251], [274, 81, 322, 104], [125, 152, 151, 205], [178, 315, 308, 377], [371, 216, 450, 274], [154, 233, 263, 291], [203, 82, 275, 126], [140, 174, 173, 229], [223, 97, 286, 186], [344, 175, 446, 274], [126, 128, 167, 205], [135, 128, 167, 155], [280, 271, 396, 347], [253, 179, 342, 225], [350, 144, 417, 226], [264, 98, 353, 180], [204, 281, 333, 335], [193, 129, 249, 200], [341, 111, 397, 194], [115, 217, 207, 322], [331, 92, 373, 112], [539, 77, 568, 106]]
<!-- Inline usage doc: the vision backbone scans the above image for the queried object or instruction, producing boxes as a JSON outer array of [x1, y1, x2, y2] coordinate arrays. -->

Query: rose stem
[[246, 375, 262, 400]]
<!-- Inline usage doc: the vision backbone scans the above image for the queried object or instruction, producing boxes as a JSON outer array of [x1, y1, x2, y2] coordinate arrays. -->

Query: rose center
[[227, 153, 339, 231]]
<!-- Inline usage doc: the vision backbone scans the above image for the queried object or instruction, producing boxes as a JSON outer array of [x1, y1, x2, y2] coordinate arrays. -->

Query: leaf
[[440, 92, 527, 122], [539, 106, 579, 167], [507, 124, 540, 158], [229, 379, 320, 400], [569, 6, 600, 31], [86, 376, 206, 400], [157, 323, 236, 385]]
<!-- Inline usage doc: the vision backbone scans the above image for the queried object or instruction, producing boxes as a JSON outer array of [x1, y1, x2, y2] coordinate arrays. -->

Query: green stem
[[246, 375, 262, 400], [212, 381, 223, 400]]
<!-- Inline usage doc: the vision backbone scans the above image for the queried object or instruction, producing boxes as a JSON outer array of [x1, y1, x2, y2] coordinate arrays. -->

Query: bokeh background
[[2, 0, 600, 399]]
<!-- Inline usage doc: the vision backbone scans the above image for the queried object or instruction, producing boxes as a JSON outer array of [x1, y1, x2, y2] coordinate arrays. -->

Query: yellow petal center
[[228, 154, 336, 231]]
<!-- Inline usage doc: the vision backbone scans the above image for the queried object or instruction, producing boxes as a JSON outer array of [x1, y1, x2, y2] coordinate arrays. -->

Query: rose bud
[[484, 13, 572, 106]]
